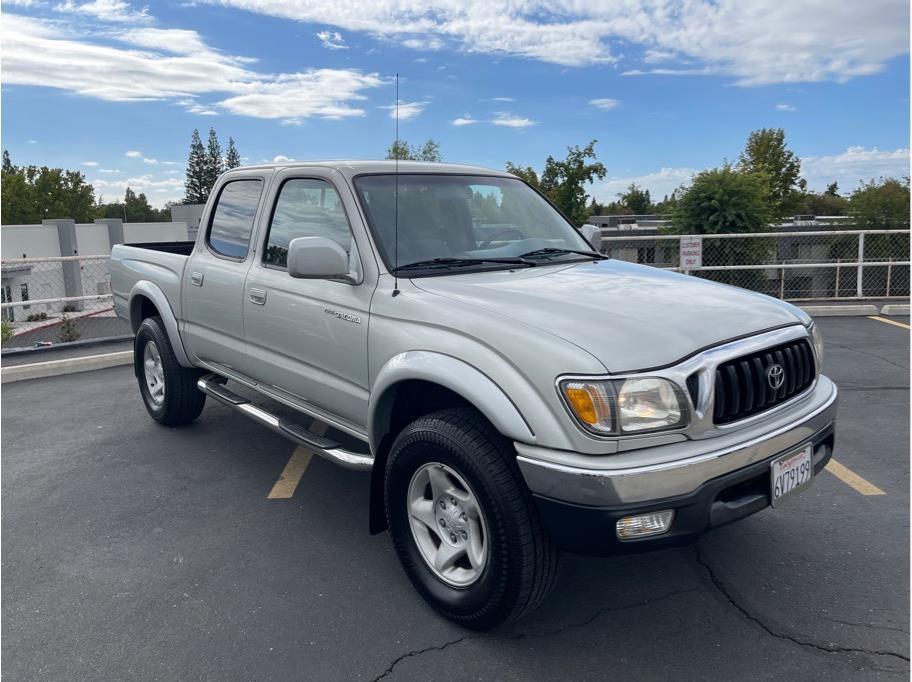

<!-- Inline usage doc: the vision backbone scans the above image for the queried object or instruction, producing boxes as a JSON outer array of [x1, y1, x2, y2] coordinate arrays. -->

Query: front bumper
[[515, 376, 838, 556]]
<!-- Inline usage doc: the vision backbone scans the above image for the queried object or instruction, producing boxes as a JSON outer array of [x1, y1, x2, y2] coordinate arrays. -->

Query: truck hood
[[412, 259, 807, 373]]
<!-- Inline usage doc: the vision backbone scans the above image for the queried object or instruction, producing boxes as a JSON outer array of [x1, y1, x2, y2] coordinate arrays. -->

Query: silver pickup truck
[[111, 161, 837, 629]]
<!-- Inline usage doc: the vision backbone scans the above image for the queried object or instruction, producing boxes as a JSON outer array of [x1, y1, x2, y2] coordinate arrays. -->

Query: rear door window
[[207, 179, 264, 259]]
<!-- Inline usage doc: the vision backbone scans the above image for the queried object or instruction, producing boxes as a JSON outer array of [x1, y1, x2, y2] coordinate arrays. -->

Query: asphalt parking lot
[[2, 316, 909, 680]]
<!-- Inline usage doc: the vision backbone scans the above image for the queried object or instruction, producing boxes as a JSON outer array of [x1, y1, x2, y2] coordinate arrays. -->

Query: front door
[[182, 175, 268, 373], [243, 172, 373, 427]]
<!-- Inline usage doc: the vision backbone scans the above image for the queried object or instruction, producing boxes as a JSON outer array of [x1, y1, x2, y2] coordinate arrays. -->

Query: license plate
[[770, 444, 813, 507]]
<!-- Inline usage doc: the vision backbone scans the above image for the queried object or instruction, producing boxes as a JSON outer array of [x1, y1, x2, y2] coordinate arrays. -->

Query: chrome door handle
[[190, 271, 204, 286], [249, 287, 267, 305]]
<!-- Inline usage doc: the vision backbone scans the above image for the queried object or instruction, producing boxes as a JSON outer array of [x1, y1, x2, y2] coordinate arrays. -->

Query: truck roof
[[227, 160, 514, 178]]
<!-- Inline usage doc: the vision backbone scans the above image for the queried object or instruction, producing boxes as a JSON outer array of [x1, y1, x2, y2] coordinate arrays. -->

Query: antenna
[[392, 73, 400, 297]]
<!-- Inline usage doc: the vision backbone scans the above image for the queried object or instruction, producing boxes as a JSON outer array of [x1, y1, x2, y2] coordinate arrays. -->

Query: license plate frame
[[770, 444, 814, 508]]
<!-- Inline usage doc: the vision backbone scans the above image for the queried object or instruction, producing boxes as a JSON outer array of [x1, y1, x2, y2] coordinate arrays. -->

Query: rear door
[[243, 168, 376, 427], [182, 171, 270, 373]]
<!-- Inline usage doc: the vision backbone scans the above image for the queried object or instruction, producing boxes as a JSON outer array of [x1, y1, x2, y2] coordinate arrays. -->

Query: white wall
[[1, 225, 62, 259], [75, 223, 111, 255], [124, 222, 189, 243]]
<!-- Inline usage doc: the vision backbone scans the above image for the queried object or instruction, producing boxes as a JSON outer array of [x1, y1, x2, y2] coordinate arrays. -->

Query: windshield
[[353, 174, 594, 273]]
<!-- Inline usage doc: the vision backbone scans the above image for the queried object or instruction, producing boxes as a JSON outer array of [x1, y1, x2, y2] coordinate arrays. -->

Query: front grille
[[713, 338, 815, 425]]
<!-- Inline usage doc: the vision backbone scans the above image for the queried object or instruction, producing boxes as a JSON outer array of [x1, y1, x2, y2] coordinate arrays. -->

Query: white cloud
[[593, 167, 699, 204], [400, 36, 445, 50], [2, 14, 385, 122], [491, 112, 535, 128], [220, 70, 385, 121], [316, 30, 347, 50], [644, 48, 676, 63], [800, 146, 910, 191], [451, 115, 476, 126], [380, 100, 427, 120], [82, 160, 98, 166], [775, 103, 796, 111], [590, 146, 911, 205], [490, 96, 514, 102], [98, 168, 120, 173], [272, 155, 294, 163], [590, 98, 620, 110], [55, 0, 152, 24], [125, 150, 142, 157], [91, 173, 185, 206], [203, 0, 909, 84]]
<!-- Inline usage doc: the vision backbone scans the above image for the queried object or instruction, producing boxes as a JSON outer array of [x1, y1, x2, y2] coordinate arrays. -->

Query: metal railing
[[598, 229, 910, 301], [1, 255, 130, 348]]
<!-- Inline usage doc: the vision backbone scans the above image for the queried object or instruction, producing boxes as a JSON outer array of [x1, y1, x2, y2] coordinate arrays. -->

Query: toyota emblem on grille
[[766, 364, 785, 390]]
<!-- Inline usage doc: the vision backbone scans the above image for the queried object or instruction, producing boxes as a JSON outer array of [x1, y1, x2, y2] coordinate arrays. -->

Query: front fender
[[129, 281, 192, 367], [368, 351, 535, 453]]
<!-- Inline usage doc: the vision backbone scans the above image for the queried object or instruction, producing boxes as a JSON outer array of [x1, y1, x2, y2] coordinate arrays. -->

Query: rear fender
[[129, 281, 193, 368]]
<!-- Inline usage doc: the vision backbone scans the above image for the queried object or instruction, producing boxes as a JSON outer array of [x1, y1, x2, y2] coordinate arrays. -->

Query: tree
[[385, 138, 442, 162], [797, 190, 848, 217], [825, 182, 839, 197], [738, 128, 801, 220], [849, 177, 910, 229], [225, 137, 241, 169], [204, 127, 223, 194], [672, 165, 773, 289], [1, 156, 96, 224], [504, 162, 540, 189], [183, 129, 208, 204], [673, 165, 771, 234], [538, 140, 606, 226], [617, 183, 652, 214]]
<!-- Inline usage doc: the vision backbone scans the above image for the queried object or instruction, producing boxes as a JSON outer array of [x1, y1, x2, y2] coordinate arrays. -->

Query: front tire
[[135, 316, 205, 426], [385, 407, 559, 630]]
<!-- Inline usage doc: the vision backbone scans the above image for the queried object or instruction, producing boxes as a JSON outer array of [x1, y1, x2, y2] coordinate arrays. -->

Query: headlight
[[560, 377, 688, 436], [809, 323, 824, 368]]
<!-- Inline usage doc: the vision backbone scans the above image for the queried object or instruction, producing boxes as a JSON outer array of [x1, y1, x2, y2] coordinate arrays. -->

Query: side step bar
[[197, 374, 373, 471]]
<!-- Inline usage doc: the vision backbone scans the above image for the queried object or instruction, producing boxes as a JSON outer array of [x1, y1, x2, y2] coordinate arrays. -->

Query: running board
[[197, 374, 373, 471]]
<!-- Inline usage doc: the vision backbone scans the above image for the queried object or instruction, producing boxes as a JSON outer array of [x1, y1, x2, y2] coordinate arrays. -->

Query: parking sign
[[680, 236, 702, 270]]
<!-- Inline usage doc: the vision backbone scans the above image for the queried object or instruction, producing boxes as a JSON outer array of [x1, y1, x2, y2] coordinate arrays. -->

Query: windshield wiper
[[391, 257, 534, 273], [518, 247, 607, 261]]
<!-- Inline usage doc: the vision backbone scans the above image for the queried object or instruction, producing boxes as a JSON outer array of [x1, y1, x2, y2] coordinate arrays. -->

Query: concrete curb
[[1, 350, 133, 384], [798, 304, 880, 317], [880, 304, 910, 316]]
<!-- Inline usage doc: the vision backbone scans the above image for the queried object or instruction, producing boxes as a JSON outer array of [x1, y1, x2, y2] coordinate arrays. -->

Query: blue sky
[[2, 0, 909, 207]]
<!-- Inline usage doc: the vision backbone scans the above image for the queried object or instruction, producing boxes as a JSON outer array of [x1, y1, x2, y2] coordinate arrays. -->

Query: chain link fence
[[599, 229, 910, 301], [1, 255, 130, 349]]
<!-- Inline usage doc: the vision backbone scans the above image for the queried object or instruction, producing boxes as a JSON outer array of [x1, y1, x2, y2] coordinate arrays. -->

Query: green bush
[[1, 319, 13, 344], [56, 315, 81, 343]]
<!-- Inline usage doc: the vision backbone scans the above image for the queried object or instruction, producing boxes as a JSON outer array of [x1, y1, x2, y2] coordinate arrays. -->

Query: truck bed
[[110, 243, 193, 325], [123, 241, 195, 255]]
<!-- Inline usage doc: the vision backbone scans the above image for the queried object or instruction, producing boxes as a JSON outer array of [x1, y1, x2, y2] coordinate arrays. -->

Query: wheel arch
[[129, 281, 193, 368], [367, 352, 534, 534]]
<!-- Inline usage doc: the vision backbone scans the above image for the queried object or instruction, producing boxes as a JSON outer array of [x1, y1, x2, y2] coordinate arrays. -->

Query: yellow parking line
[[868, 316, 911, 330], [267, 420, 329, 499], [825, 459, 886, 496]]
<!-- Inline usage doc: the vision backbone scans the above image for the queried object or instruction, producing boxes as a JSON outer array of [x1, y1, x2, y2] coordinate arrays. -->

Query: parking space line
[[868, 316, 911, 330], [825, 459, 887, 496], [267, 420, 329, 499]]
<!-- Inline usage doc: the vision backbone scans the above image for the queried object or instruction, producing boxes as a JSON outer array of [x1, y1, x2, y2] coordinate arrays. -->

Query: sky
[[1, 0, 910, 208]]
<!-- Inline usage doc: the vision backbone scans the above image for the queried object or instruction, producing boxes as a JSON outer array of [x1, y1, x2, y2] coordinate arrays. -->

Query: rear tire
[[385, 407, 559, 630], [135, 316, 205, 426]]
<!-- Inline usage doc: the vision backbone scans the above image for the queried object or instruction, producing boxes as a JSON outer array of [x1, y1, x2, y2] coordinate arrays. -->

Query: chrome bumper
[[516, 375, 838, 506]]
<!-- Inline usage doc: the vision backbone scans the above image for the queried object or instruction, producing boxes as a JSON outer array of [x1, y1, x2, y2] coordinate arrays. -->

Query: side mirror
[[287, 236, 351, 280], [580, 224, 602, 252]]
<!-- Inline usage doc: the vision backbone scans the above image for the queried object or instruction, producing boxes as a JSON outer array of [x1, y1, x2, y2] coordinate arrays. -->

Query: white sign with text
[[680, 236, 703, 270]]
